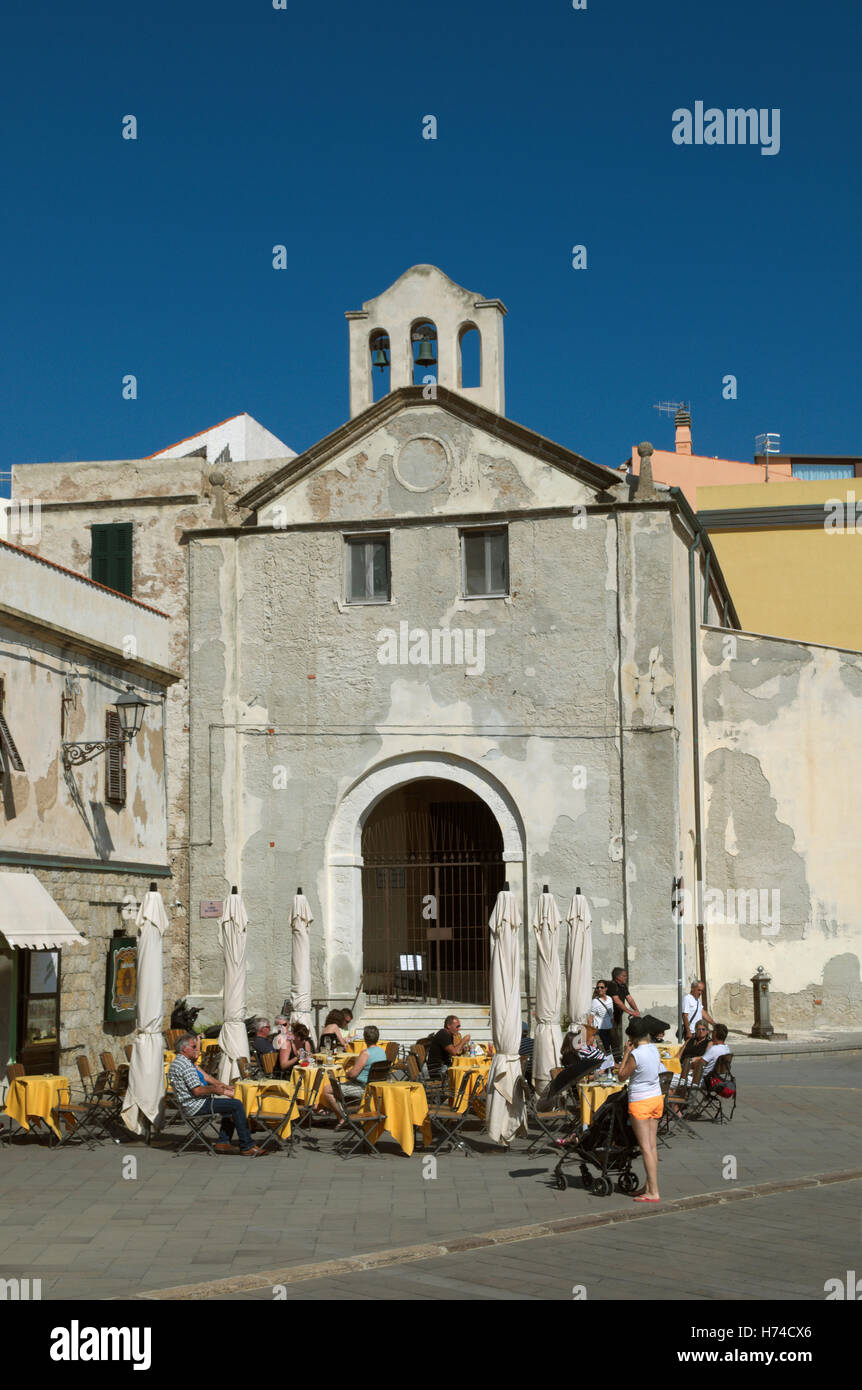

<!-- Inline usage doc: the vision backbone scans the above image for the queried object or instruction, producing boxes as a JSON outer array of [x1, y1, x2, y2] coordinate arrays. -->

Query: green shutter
[[91, 523, 133, 596]]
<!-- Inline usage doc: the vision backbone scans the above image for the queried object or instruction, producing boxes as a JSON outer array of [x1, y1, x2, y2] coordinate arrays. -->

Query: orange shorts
[[628, 1096, 664, 1120]]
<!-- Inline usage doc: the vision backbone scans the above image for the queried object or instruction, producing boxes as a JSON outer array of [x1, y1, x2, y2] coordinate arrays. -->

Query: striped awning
[[0, 871, 86, 950]]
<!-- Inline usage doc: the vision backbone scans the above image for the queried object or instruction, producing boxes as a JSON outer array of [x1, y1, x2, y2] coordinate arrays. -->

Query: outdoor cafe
[[1, 885, 736, 1175]]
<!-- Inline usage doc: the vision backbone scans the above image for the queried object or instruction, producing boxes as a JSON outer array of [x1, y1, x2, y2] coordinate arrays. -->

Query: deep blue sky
[[2, 0, 860, 494]]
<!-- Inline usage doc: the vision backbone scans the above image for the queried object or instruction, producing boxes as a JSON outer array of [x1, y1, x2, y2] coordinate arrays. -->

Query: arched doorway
[[361, 779, 505, 1006]]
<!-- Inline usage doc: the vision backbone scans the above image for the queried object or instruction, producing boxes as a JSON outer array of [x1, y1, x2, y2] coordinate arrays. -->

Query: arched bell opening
[[369, 328, 391, 402], [410, 319, 438, 387], [458, 322, 481, 388]]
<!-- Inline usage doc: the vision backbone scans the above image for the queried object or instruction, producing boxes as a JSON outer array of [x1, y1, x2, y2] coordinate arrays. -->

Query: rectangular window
[[346, 535, 390, 604], [91, 522, 133, 596], [461, 528, 509, 598], [791, 463, 856, 480], [17, 949, 61, 1073], [105, 709, 126, 806]]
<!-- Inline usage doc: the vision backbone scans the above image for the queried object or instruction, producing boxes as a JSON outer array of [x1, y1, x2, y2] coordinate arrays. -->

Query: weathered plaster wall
[[0, 622, 167, 862], [11, 454, 282, 993], [258, 404, 595, 527], [188, 491, 694, 1026], [701, 627, 862, 1028]]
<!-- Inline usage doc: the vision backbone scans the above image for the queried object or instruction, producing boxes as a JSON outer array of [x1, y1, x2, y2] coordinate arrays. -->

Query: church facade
[[185, 265, 861, 1034]]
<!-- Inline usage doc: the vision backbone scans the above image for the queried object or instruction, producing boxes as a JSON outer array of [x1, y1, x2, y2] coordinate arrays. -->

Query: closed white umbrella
[[532, 888, 562, 1091], [121, 885, 169, 1135], [216, 888, 249, 1084], [289, 890, 313, 1031], [565, 890, 593, 1042], [485, 886, 526, 1145]]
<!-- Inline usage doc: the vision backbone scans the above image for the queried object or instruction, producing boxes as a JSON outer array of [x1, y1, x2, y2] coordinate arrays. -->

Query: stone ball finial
[[637, 441, 654, 459], [208, 469, 226, 488]]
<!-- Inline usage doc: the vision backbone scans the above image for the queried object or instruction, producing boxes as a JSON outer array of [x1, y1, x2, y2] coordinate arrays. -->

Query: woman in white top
[[589, 981, 615, 1052], [618, 1017, 666, 1202]]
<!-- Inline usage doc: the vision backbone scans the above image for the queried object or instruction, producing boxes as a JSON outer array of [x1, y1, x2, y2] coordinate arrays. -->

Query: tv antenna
[[652, 400, 690, 417]]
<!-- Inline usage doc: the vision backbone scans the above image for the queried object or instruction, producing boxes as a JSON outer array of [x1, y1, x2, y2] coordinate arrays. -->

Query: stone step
[[352, 1005, 493, 1045]]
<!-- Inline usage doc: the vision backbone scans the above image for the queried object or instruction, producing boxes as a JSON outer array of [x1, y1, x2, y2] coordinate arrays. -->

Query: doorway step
[[353, 1003, 491, 1046]]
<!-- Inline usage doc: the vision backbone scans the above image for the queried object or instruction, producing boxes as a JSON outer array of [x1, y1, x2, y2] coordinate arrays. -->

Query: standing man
[[607, 967, 640, 1060], [168, 1033, 262, 1155], [680, 980, 715, 1040]]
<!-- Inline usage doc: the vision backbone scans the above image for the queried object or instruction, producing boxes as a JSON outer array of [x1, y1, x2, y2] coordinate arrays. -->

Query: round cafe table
[[358, 1081, 431, 1156], [233, 1077, 302, 1138], [657, 1045, 682, 1075], [448, 1056, 492, 1114], [3, 1075, 70, 1138], [578, 1079, 625, 1127]]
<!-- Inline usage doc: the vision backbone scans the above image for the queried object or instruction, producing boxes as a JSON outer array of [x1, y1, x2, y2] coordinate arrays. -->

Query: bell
[[415, 338, 437, 367], [371, 348, 389, 371]]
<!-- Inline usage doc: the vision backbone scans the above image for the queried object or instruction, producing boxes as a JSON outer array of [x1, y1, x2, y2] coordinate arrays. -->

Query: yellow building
[[697, 479, 862, 651]]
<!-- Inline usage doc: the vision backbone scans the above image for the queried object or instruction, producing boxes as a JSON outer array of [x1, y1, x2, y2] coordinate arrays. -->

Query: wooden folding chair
[[55, 1061, 123, 1149], [291, 1070, 324, 1147], [522, 1069, 571, 1154], [250, 1083, 304, 1156], [173, 1103, 226, 1156], [688, 1054, 736, 1124], [329, 1074, 385, 1158], [427, 1071, 476, 1156]]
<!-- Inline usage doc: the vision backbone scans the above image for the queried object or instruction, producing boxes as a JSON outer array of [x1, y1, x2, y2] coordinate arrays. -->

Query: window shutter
[[105, 710, 126, 806], [0, 712, 25, 772], [92, 523, 133, 596]]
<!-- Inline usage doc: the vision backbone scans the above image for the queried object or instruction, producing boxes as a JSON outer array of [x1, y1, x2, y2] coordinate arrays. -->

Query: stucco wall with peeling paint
[[188, 418, 711, 1027], [701, 627, 862, 1028]]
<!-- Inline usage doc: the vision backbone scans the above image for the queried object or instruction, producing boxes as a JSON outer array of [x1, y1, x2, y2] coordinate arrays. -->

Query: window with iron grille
[[345, 534, 390, 604], [461, 527, 509, 598], [105, 709, 126, 806]]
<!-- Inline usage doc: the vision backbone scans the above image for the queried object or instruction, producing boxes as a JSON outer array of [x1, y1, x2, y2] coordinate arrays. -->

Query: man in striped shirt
[[168, 1034, 262, 1156]]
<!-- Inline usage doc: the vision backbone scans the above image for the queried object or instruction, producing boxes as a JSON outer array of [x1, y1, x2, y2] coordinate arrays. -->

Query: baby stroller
[[551, 1087, 642, 1196]]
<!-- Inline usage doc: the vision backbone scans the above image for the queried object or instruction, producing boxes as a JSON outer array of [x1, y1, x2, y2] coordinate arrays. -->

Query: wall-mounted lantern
[[62, 685, 154, 767]]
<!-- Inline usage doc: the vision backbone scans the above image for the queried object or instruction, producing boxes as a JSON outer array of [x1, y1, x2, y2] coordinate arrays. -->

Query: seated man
[[426, 1015, 472, 1080], [249, 1017, 292, 1072], [168, 1033, 262, 1155], [690, 1023, 731, 1087], [320, 1025, 386, 1118], [519, 1020, 534, 1083]]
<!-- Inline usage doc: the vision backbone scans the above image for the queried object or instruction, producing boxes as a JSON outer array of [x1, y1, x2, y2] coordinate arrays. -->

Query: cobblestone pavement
[[227, 1177, 862, 1302], [0, 1052, 858, 1301]]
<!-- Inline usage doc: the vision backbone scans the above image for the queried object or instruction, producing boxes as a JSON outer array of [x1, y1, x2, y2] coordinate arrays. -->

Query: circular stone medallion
[[393, 435, 449, 493]]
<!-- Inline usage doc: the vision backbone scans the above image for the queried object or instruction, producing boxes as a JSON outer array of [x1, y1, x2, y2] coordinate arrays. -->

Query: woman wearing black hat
[[618, 1016, 666, 1202]]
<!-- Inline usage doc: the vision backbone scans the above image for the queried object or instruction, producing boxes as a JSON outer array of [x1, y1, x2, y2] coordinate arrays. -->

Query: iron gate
[[361, 784, 504, 1005]]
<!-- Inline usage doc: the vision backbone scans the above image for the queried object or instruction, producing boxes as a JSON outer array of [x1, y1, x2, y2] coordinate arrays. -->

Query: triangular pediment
[[239, 387, 619, 526]]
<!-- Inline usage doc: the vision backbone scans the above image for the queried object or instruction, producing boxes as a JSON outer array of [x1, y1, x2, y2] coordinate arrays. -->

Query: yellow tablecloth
[[3, 1075, 70, 1138], [198, 1038, 219, 1053], [658, 1046, 682, 1075], [448, 1057, 492, 1114], [359, 1081, 431, 1156], [346, 1039, 392, 1054], [579, 1080, 625, 1126], [233, 1078, 300, 1138]]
